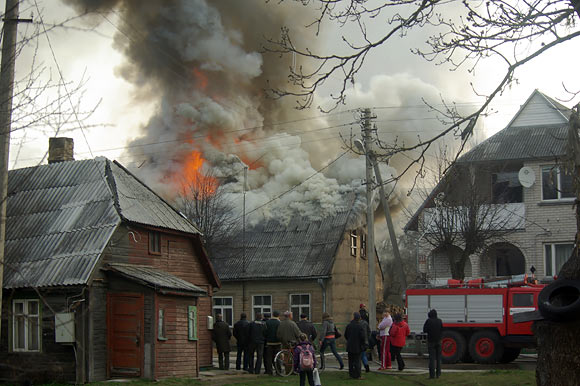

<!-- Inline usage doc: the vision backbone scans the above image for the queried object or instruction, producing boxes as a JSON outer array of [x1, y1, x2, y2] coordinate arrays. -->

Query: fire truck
[[405, 274, 547, 364]]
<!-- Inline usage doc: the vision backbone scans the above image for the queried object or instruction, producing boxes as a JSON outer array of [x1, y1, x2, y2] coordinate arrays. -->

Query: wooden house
[[210, 204, 383, 329], [0, 141, 220, 384]]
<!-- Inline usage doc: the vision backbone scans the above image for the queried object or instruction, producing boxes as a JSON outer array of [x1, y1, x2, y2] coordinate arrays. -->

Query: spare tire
[[538, 279, 580, 322]]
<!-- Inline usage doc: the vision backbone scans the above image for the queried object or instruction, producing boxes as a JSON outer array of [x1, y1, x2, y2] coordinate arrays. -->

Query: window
[[13, 299, 40, 352], [513, 293, 534, 307], [542, 166, 574, 201], [188, 306, 197, 341], [290, 294, 311, 320], [361, 233, 367, 259], [252, 295, 272, 319], [157, 309, 167, 340], [545, 243, 574, 276], [213, 297, 233, 327], [149, 231, 161, 254], [350, 230, 358, 257], [492, 172, 523, 203]]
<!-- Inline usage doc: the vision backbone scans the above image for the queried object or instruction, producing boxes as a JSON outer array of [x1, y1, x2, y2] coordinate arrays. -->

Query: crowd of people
[[212, 304, 442, 384]]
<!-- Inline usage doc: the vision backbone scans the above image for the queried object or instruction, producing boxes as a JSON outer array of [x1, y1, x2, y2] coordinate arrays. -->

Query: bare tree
[[379, 233, 417, 304], [266, 1, 580, 184], [416, 153, 519, 280], [174, 171, 238, 253]]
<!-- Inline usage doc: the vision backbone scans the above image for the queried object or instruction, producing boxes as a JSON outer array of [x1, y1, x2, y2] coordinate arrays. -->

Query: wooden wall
[[0, 288, 80, 384], [102, 224, 215, 369], [155, 294, 199, 378]]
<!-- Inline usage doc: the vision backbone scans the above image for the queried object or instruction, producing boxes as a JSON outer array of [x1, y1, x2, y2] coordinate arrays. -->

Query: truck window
[[513, 293, 534, 307]]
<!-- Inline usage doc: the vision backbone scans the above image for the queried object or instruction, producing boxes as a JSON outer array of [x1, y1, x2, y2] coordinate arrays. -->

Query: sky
[[5, 0, 580, 226]]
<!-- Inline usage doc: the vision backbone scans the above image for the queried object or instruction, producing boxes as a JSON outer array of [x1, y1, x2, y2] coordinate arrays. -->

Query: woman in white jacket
[[377, 310, 393, 370]]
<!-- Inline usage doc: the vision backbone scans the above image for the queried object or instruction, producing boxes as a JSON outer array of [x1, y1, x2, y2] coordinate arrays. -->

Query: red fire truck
[[405, 275, 547, 364]]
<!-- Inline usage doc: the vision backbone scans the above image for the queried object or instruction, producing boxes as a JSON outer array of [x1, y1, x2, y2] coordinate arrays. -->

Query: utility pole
[[361, 108, 376, 327], [242, 165, 248, 315], [370, 147, 407, 289], [0, 0, 25, 338]]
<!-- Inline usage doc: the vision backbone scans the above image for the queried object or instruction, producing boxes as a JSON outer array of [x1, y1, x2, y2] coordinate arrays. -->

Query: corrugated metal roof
[[105, 263, 207, 295], [210, 208, 353, 281], [108, 161, 201, 234], [4, 157, 202, 289], [457, 124, 568, 163]]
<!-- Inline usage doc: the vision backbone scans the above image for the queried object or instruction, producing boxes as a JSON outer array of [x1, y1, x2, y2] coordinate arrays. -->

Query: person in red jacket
[[389, 313, 410, 371]]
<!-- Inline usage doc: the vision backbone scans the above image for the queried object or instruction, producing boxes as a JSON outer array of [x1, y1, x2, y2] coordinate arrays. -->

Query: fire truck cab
[[405, 275, 545, 364]]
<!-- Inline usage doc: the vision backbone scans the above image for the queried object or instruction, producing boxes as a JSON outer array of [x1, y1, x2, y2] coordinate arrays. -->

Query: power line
[[240, 150, 350, 219]]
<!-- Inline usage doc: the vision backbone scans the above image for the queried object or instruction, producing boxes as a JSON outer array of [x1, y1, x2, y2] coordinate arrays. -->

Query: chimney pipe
[[48, 137, 74, 164]]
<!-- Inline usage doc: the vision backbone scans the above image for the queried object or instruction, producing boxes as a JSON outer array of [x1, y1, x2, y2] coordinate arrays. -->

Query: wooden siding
[[0, 289, 80, 384], [102, 225, 214, 368], [329, 228, 384, 326], [155, 294, 199, 378], [510, 92, 567, 128]]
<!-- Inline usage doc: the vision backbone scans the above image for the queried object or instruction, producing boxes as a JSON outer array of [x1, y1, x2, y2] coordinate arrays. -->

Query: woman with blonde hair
[[319, 312, 344, 370]]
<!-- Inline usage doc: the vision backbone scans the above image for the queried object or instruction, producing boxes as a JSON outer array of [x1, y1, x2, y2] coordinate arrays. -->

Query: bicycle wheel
[[274, 349, 294, 377]]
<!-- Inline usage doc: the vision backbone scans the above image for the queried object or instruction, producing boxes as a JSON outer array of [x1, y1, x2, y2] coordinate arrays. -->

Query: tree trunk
[[534, 251, 580, 385]]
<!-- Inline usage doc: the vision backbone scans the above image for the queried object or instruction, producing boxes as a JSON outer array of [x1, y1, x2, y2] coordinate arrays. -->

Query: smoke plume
[[63, 0, 474, 227]]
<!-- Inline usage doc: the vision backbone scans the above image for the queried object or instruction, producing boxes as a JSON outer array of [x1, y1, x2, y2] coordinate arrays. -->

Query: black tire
[[441, 330, 466, 364], [499, 347, 521, 364], [538, 279, 580, 322], [468, 330, 504, 364]]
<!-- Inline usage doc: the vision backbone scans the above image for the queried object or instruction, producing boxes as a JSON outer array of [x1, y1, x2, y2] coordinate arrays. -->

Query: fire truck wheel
[[499, 347, 521, 364], [538, 279, 580, 322], [441, 331, 465, 364], [468, 331, 503, 364]]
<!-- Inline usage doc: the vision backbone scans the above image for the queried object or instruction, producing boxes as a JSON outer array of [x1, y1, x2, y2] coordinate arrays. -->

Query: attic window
[[149, 231, 161, 254], [350, 230, 358, 257]]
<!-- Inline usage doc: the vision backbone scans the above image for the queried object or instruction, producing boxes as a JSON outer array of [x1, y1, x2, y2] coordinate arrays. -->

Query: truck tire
[[441, 330, 465, 364], [499, 347, 521, 364], [469, 331, 503, 364], [538, 279, 580, 322]]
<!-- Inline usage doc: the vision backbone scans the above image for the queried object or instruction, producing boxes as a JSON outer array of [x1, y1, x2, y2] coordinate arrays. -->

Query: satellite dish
[[518, 167, 536, 188]]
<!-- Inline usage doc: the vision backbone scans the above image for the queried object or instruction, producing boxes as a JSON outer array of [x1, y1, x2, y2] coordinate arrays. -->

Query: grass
[[81, 369, 536, 386]]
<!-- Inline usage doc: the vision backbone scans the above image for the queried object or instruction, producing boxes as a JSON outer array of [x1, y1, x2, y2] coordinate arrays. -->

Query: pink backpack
[[299, 344, 314, 371]]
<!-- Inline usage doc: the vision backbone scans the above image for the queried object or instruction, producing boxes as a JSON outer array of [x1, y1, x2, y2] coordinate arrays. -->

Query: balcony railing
[[422, 203, 525, 233]]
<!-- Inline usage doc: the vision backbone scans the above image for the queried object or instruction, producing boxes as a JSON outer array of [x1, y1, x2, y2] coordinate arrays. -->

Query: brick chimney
[[48, 137, 74, 164]]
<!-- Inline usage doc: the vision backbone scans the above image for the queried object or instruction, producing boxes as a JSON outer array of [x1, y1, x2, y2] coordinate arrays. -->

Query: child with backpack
[[293, 333, 317, 386]]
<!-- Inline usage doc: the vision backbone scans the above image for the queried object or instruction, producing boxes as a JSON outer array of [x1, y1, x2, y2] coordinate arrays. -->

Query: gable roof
[[4, 158, 203, 289], [210, 207, 355, 281], [458, 90, 572, 164]]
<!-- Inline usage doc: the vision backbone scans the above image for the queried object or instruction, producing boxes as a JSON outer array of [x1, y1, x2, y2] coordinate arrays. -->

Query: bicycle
[[274, 347, 295, 376]]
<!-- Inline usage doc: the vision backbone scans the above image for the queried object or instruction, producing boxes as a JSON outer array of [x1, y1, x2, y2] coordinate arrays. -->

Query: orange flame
[[193, 68, 208, 91], [181, 151, 218, 195]]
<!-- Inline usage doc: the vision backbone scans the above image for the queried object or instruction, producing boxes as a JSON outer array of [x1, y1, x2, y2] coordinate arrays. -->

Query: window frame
[[350, 230, 358, 257], [157, 308, 167, 340], [360, 233, 367, 259], [544, 242, 574, 276], [149, 231, 161, 255], [252, 295, 272, 319], [213, 296, 234, 327], [541, 166, 574, 202], [12, 299, 41, 352], [188, 306, 198, 341], [289, 293, 311, 320]]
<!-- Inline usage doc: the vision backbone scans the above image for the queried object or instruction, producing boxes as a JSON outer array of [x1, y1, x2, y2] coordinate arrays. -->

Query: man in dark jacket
[[248, 312, 267, 374], [423, 309, 443, 379], [264, 310, 281, 375], [360, 318, 372, 373], [212, 314, 232, 370], [344, 312, 367, 379], [233, 313, 250, 371], [297, 313, 318, 346]]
